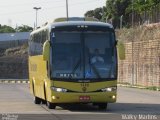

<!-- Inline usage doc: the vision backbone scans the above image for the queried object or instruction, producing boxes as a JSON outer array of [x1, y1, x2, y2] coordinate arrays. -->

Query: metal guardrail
[[0, 79, 29, 83]]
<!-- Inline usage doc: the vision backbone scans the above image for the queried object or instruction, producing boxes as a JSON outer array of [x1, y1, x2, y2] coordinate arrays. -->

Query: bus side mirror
[[43, 40, 50, 61], [117, 41, 125, 60]]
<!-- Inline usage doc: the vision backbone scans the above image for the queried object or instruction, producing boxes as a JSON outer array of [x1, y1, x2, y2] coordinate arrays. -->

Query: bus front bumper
[[50, 92, 116, 103]]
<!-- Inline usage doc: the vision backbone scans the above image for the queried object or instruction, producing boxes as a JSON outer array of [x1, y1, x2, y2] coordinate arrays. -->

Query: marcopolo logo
[[81, 83, 89, 92]]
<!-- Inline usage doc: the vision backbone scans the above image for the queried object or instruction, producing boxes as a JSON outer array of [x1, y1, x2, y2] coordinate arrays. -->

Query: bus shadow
[[57, 102, 160, 114], [107, 103, 160, 114]]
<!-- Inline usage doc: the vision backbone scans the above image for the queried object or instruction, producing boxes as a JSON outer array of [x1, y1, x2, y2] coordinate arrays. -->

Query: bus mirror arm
[[115, 40, 117, 46], [43, 40, 50, 61]]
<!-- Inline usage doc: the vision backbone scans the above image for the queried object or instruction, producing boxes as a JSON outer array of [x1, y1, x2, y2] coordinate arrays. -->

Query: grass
[[118, 82, 160, 91], [116, 23, 160, 42], [145, 86, 160, 91]]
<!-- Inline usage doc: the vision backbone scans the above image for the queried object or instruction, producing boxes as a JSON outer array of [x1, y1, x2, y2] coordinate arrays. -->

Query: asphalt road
[[0, 83, 159, 120]]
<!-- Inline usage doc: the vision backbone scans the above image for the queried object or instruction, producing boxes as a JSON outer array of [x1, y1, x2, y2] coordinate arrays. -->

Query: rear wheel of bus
[[32, 81, 41, 104], [34, 96, 41, 104]]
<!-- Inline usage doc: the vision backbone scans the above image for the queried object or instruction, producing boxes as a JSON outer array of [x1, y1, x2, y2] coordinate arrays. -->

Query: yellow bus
[[29, 17, 125, 109]]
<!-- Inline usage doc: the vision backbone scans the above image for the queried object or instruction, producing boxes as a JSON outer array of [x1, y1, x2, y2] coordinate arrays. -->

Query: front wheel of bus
[[98, 103, 108, 110], [34, 96, 41, 104], [47, 101, 56, 109]]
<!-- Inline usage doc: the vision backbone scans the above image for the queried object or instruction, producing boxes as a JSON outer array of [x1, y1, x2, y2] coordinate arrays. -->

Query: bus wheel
[[47, 101, 56, 109], [41, 100, 46, 104], [34, 96, 41, 104], [98, 103, 108, 110]]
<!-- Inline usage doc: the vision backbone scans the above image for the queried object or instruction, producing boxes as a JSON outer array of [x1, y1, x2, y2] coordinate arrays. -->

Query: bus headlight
[[101, 87, 117, 92], [51, 87, 67, 92]]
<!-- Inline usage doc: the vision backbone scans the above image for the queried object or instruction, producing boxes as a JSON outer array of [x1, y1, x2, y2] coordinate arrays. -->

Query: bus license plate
[[79, 96, 90, 101]]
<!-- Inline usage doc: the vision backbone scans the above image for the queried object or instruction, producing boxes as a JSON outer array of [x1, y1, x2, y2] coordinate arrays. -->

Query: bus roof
[[53, 17, 99, 22], [51, 21, 113, 29], [31, 21, 113, 35]]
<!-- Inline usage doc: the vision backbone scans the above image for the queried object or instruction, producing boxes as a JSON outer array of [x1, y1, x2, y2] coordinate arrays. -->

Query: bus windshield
[[51, 31, 117, 81]]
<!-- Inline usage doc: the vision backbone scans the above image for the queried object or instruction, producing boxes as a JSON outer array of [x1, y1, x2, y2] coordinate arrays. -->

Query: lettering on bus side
[[59, 73, 78, 77], [30, 63, 37, 71]]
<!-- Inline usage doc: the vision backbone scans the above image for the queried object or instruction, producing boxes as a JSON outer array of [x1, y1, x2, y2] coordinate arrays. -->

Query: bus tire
[[47, 101, 56, 109], [41, 99, 46, 104], [32, 81, 41, 104], [98, 103, 108, 110], [34, 96, 41, 104]]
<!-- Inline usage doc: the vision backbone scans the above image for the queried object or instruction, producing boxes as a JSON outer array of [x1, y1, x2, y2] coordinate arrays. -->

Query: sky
[[0, 0, 106, 28]]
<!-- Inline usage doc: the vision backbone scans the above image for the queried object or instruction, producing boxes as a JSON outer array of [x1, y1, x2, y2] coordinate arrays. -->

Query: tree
[[0, 25, 15, 33], [15, 25, 33, 32], [93, 8, 103, 20], [84, 0, 160, 28], [84, 10, 94, 17], [85, 0, 131, 28], [106, 0, 131, 28], [84, 7, 104, 21], [126, 0, 160, 25]]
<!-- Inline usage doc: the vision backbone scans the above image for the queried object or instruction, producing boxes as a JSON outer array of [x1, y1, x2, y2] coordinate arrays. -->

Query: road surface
[[0, 83, 159, 120]]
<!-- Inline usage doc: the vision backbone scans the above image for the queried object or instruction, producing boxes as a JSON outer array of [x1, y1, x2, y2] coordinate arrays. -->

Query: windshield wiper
[[69, 58, 81, 79], [90, 63, 101, 78]]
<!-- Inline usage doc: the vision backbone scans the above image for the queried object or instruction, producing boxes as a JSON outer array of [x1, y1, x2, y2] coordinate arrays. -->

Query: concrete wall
[[0, 55, 28, 79], [118, 39, 160, 87]]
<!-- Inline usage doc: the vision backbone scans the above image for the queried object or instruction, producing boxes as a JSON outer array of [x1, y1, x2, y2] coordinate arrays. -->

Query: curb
[[117, 84, 160, 91], [118, 84, 146, 89], [0, 79, 30, 84]]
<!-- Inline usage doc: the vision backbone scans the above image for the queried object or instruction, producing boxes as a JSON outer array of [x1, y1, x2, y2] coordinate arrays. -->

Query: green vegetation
[[0, 24, 33, 33], [118, 82, 160, 91], [116, 23, 160, 42], [146, 86, 160, 91], [15, 25, 33, 32], [84, 0, 160, 28], [0, 25, 15, 33], [84, 7, 105, 21]]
